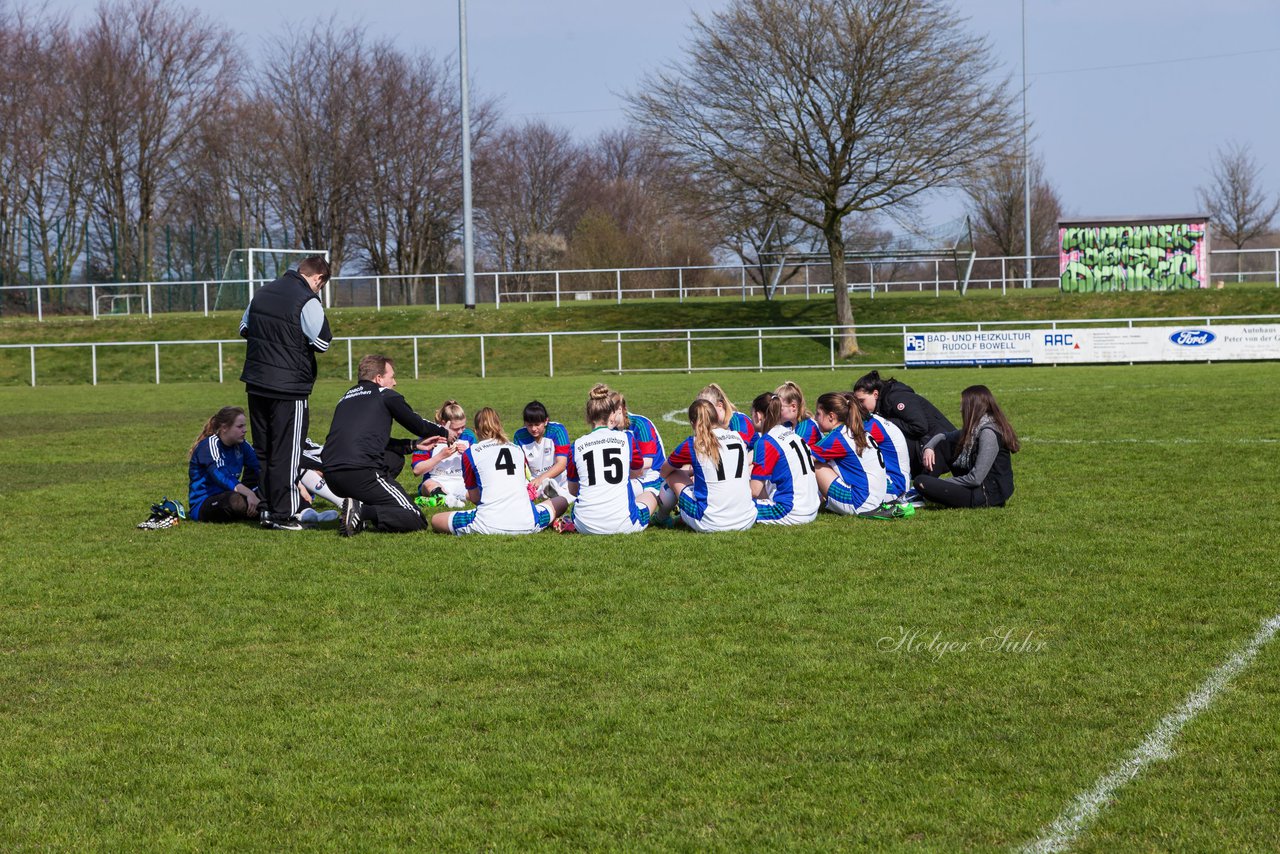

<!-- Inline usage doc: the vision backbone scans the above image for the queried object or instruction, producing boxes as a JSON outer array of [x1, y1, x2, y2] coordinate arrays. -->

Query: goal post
[[759, 216, 977, 298], [216, 248, 332, 311]]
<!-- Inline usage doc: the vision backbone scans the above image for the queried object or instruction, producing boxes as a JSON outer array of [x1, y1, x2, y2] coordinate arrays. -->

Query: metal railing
[[3, 248, 1275, 321], [5, 313, 1277, 386]]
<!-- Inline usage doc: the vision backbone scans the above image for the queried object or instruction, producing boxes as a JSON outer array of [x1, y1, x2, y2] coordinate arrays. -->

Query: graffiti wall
[[1058, 217, 1210, 292]]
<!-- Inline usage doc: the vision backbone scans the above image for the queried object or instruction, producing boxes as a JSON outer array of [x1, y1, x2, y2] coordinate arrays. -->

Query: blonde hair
[[585, 383, 618, 426], [688, 399, 721, 467], [816, 391, 868, 453], [696, 382, 736, 427], [473, 407, 509, 443], [436, 399, 465, 423], [775, 380, 811, 421], [189, 406, 245, 459]]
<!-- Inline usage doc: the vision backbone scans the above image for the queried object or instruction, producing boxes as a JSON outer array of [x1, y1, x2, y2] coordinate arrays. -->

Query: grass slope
[[2, 287, 1279, 385], [2, 364, 1279, 850]]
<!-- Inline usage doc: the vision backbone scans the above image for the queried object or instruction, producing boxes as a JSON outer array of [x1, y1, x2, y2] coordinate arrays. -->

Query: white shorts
[[448, 504, 551, 535], [754, 498, 817, 526]]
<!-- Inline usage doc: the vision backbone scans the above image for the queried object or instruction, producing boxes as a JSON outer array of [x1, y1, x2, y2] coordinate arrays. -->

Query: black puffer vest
[[239, 271, 322, 398]]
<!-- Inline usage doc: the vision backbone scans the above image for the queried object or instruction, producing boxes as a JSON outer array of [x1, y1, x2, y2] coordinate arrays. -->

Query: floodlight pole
[[459, 0, 476, 310], [1021, 0, 1032, 289]]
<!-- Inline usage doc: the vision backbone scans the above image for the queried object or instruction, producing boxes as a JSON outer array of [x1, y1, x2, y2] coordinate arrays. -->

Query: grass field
[[2, 360, 1279, 851]]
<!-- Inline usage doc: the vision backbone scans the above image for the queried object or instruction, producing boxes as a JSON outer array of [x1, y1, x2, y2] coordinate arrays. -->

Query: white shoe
[[444, 494, 465, 509]]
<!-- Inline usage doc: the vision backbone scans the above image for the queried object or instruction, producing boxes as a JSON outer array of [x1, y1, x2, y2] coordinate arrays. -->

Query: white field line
[[1020, 614, 1280, 853], [662, 409, 687, 425]]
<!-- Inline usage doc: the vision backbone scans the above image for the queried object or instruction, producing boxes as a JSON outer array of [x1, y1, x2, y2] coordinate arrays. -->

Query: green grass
[[2, 363, 1279, 850], [3, 287, 1279, 385]]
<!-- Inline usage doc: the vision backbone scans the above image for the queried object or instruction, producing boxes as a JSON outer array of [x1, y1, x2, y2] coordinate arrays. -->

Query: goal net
[[215, 248, 331, 310]]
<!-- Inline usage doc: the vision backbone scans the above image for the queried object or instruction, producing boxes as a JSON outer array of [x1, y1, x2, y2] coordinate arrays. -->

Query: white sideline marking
[[1024, 436, 1278, 446], [1021, 614, 1280, 853], [662, 408, 686, 425]]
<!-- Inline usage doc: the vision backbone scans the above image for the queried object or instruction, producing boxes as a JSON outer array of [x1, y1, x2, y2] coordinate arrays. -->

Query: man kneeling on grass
[[323, 354, 452, 536]]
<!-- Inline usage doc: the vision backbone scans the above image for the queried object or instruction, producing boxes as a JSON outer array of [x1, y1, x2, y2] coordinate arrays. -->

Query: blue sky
[[60, 0, 1280, 231]]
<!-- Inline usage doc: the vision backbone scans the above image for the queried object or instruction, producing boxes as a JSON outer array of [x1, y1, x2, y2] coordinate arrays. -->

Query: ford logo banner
[[1169, 329, 1216, 346]]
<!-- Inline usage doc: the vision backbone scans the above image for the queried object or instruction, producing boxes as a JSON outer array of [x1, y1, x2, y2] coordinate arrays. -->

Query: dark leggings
[[197, 491, 253, 522], [913, 476, 1002, 509]]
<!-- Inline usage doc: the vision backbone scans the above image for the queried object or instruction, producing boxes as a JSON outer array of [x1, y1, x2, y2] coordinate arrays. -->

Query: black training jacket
[[876, 379, 957, 444], [322, 381, 449, 472], [239, 270, 331, 398]]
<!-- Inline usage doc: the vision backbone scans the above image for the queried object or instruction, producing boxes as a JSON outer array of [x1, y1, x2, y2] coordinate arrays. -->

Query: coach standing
[[240, 255, 333, 531], [323, 354, 451, 536]]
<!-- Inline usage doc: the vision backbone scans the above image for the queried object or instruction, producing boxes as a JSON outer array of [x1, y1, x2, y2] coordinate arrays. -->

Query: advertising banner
[[903, 325, 1280, 367], [1058, 216, 1210, 292]]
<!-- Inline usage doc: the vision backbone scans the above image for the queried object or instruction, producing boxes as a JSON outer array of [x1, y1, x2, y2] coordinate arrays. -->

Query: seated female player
[[811, 391, 899, 519], [565, 385, 660, 534], [430, 407, 569, 535], [187, 406, 260, 522], [655, 399, 756, 533], [413, 399, 475, 508], [749, 392, 820, 526]]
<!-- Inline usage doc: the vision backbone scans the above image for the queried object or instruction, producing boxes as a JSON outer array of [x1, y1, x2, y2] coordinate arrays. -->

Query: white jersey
[[669, 428, 756, 533], [458, 439, 545, 534], [868, 413, 911, 499], [755, 424, 821, 524], [567, 428, 648, 535], [514, 422, 571, 492]]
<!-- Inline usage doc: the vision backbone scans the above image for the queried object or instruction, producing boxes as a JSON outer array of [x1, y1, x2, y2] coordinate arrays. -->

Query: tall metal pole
[[459, 0, 476, 309], [1021, 0, 1032, 289]]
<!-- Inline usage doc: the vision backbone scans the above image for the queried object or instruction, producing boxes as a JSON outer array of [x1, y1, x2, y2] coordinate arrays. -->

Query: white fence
[[5, 313, 1276, 386], [2, 248, 1277, 321]]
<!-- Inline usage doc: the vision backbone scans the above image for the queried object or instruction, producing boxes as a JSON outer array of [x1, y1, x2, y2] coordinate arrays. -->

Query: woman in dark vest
[[914, 385, 1018, 508]]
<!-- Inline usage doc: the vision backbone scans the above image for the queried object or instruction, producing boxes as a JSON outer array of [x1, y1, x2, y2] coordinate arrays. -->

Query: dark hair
[[816, 391, 868, 452], [751, 392, 783, 435], [357, 354, 393, 382], [297, 255, 331, 283], [522, 400, 548, 424], [852, 370, 890, 395], [957, 385, 1020, 454]]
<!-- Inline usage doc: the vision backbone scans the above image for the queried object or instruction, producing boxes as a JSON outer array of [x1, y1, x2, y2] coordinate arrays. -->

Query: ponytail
[[816, 392, 867, 453], [688, 399, 722, 467], [751, 392, 783, 435], [189, 406, 245, 459]]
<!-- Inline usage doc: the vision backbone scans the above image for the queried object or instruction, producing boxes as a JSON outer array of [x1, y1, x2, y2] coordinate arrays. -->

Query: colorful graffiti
[[1058, 221, 1209, 292]]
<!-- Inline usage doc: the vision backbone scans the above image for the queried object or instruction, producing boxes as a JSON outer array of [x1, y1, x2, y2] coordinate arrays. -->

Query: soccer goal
[[215, 248, 331, 310], [761, 216, 977, 298]]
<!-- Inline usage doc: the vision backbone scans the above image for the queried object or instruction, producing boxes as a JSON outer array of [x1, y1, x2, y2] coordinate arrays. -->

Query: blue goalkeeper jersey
[[188, 435, 260, 520]]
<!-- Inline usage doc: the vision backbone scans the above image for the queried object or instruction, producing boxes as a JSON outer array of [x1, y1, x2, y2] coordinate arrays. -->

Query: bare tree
[[474, 120, 584, 286], [1198, 141, 1278, 279], [628, 0, 1016, 355], [255, 23, 373, 272], [965, 152, 1063, 281], [80, 0, 240, 281], [347, 45, 496, 302]]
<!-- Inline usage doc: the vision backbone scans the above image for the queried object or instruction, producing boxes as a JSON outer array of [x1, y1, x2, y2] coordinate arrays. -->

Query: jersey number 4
[[495, 447, 518, 476], [581, 446, 625, 485]]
